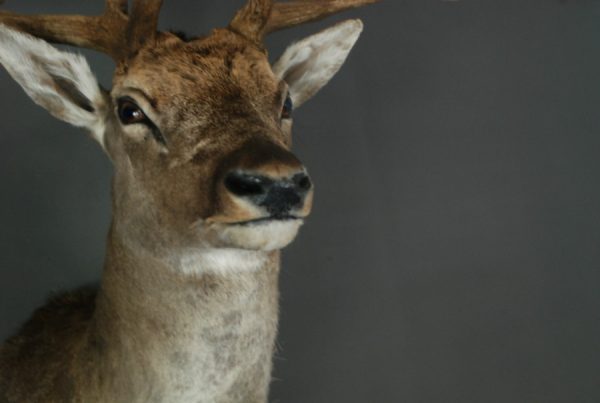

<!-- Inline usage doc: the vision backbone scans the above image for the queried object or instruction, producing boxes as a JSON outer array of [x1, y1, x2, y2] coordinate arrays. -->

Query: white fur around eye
[[273, 19, 364, 108]]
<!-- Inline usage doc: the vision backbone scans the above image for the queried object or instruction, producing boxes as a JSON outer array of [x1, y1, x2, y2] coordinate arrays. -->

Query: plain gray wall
[[1, 1, 600, 402]]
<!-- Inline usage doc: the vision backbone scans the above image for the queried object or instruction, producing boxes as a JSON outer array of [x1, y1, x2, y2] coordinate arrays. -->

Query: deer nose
[[224, 171, 312, 217]]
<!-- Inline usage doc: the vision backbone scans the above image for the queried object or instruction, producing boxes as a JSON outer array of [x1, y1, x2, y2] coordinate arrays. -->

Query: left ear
[[272, 19, 363, 108], [0, 25, 107, 148]]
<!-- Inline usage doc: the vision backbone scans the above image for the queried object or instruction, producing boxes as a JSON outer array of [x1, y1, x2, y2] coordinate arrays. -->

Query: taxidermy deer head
[[0, 1, 377, 402]]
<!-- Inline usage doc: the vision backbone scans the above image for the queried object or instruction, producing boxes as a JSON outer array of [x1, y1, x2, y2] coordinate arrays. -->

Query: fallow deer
[[0, 1, 376, 401]]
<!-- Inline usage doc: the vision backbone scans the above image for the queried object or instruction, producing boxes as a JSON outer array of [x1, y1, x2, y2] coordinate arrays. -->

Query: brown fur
[[1, 28, 305, 403], [0, 1, 374, 401]]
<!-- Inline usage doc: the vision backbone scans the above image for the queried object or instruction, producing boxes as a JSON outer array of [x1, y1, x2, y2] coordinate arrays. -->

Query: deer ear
[[0, 25, 106, 148], [273, 19, 363, 109]]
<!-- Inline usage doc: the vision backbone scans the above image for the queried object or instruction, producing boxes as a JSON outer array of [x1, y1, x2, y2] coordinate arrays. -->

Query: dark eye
[[116, 97, 167, 146], [117, 98, 147, 125], [281, 94, 293, 120]]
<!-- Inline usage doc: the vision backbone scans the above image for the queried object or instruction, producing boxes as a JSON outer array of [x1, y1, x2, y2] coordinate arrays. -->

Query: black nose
[[224, 171, 312, 217]]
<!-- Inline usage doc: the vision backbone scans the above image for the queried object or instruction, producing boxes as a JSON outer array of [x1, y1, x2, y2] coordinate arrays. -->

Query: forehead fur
[[113, 29, 279, 112]]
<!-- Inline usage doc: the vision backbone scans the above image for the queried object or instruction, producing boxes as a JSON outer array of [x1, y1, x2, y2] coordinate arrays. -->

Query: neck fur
[[85, 231, 281, 403]]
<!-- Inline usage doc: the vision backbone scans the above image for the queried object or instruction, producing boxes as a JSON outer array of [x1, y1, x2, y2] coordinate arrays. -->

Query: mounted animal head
[[0, 0, 375, 261]]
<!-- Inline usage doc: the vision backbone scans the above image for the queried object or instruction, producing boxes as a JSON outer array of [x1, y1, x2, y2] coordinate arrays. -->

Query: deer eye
[[281, 94, 293, 120], [117, 98, 148, 125], [116, 98, 167, 146]]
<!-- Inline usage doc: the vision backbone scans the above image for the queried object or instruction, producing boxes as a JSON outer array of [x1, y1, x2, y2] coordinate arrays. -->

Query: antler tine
[[229, 0, 274, 42], [0, 1, 128, 60], [0, 0, 165, 61], [127, 0, 164, 53], [106, 0, 129, 15], [265, 0, 379, 35]]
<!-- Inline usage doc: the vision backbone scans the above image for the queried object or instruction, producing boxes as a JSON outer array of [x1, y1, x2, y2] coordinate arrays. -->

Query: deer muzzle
[[209, 138, 314, 226], [224, 170, 312, 222], [202, 139, 313, 250]]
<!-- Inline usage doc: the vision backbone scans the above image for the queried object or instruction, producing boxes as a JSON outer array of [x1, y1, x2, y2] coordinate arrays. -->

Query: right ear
[[0, 24, 107, 149], [272, 19, 363, 109]]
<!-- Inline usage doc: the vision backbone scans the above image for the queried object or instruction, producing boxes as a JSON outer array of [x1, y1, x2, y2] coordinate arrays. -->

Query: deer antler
[[266, 0, 379, 34], [229, 0, 274, 41], [230, 0, 379, 42], [0, 0, 163, 61], [127, 0, 164, 53], [1, 1, 376, 59]]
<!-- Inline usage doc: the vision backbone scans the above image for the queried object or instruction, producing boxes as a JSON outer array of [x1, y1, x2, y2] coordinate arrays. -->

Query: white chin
[[218, 219, 304, 251]]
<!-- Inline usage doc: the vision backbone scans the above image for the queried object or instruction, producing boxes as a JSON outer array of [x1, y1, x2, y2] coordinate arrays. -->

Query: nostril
[[262, 186, 302, 217], [224, 172, 267, 197], [224, 170, 311, 217], [294, 173, 312, 193]]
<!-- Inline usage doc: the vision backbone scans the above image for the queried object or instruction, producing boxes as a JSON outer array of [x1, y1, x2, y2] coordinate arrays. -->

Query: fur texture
[[0, 25, 106, 147], [273, 19, 364, 107], [0, 15, 363, 402]]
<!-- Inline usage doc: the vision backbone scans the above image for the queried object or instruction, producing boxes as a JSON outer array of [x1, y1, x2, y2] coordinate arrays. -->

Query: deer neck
[[87, 229, 281, 403]]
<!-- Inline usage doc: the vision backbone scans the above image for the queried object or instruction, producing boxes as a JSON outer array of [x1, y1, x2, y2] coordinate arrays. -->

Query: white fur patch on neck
[[177, 248, 269, 276]]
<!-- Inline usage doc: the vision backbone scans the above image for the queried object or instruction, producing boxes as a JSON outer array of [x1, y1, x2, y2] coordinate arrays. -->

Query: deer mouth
[[229, 215, 303, 226], [209, 216, 305, 251]]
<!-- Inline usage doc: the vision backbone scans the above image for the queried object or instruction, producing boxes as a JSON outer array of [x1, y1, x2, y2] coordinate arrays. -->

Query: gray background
[[1, 1, 600, 402]]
